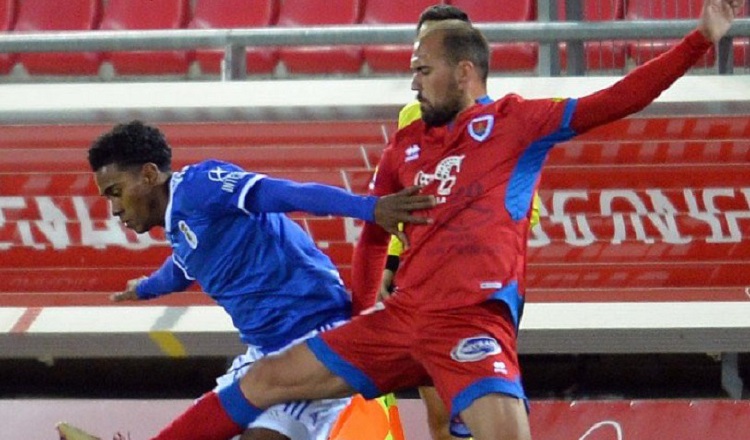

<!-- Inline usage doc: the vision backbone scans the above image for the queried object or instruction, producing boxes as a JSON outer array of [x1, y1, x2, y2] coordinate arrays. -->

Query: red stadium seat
[[14, 0, 102, 75], [0, 0, 17, 74], [558, 0, 626, 70], [276, 0, 364, 74], [448, 0, 538, 72], [734, 38, 748, 67], [99, 0, 191, 75], [188, 0, 279, 75], [361, 0, 437, 73], [625, 0, 715, 67]]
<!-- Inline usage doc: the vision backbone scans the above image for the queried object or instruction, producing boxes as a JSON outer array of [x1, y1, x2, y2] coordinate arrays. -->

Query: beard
[[420, 86, 464, 127]]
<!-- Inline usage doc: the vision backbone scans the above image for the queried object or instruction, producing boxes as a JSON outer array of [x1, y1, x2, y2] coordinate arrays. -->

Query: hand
[[374, 186, 435, 247], [698, 0, 744, 43], [378, 269, 395, 301], [110, 276, 147, 302]]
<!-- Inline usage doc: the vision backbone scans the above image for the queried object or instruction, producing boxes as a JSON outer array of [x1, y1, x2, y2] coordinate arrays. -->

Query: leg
[[157, 303, 422, 440], [152, 343, 354, 440], [222, 342, 351, 440], [240, 342, 355, 407], [459, 394, 530, 440], [417, 301, 527, 440], [418, 386, 459, 440]]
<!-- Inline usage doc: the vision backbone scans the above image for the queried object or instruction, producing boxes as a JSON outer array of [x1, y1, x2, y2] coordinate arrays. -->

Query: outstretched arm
[[571, 0, 743, 134], [243, 177, 434, 235], [111, 256, 194, 302]]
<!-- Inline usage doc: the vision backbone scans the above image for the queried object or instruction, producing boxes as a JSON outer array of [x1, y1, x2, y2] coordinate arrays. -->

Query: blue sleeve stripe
[[505, 98, 578, 221], [306, 336, 381, 399], [561, 96, 577, 127], [237, 174, 267, 214], [450, 377, 528, 420]]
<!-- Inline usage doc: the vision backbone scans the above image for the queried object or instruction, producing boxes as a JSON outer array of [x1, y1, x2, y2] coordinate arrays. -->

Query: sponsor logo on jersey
[[208, 166, 229, 182], [414, 155, 464, 198], [208, 166, 248, 193], [178, 220, 198, 249], [450, 335, 502, 362], [468, 115, 494, 142], [405, 144, 421, 162], [493, 361, 508, 374]]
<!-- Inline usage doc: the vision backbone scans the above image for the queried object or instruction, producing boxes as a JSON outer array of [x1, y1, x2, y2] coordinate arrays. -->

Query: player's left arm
[[571, 0, 742, 134], [111, 256, 194, 302], [243, 177, 433, 235]]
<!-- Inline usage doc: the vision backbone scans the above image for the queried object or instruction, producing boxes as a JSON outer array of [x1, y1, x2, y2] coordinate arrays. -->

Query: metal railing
[[1, 18, 749, 80]]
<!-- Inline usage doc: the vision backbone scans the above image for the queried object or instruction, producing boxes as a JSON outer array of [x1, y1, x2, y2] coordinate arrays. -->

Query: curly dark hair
[[417, 4, 470, 32], [88, 120, 172, 172]]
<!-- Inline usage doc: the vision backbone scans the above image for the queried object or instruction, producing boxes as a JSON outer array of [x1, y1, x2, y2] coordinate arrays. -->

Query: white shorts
[[215, 322, 350, 440]]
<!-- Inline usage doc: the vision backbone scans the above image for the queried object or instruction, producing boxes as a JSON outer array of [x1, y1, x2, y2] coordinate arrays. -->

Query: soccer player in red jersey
[[67, 2, 742, 439]]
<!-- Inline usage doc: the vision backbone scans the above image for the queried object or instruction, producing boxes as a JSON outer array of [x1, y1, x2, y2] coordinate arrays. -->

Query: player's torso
[[391, 104, 532, 307], [166, 163, 351, 350]]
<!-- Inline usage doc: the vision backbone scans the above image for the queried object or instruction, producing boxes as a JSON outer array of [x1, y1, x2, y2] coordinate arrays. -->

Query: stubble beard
[[421, 87, 464, 128]]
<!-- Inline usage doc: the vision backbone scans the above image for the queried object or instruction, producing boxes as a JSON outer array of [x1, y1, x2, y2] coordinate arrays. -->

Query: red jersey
[[352, 30, 712, 318], [374, 96, 573, 314]]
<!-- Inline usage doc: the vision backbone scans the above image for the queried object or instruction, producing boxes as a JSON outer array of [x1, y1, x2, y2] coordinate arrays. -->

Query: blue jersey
[[152, 160, 353, 352]]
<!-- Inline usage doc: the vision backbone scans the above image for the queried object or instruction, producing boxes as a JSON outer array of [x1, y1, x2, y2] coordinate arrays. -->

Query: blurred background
[[1, 0, 750, 438]]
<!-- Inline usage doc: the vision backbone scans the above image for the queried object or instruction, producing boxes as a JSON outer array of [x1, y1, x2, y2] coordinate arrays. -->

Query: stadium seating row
[[0, 0, 746, 77], [0, 116, 748, 306]]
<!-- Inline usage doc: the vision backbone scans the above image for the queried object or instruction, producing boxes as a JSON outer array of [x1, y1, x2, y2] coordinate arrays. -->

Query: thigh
[[222, 346, 351, 439], [242, 340, 355, 410], [416, 301, 526, 419], [418, 386, 456, 440], [460, 394, 530, 440], [215, 346, 264, 390], [312, 301, 430, 399]]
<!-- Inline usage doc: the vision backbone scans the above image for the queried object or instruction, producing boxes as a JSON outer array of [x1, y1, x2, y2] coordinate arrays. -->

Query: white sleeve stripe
[[237, 173, 266, 215], [170, 255, 196, 281]]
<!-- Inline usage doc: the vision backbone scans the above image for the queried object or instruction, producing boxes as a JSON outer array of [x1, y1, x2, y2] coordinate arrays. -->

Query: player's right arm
[[110, 256, 194, 302], [377, 100, 421, 300], [352, 145, 404, 313]]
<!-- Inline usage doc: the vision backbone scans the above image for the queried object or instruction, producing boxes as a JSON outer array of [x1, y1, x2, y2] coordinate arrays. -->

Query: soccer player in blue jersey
[[65, 120, 433, 440]]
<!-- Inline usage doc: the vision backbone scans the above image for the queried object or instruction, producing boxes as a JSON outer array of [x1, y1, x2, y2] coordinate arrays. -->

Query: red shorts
[[306, 297, 526, 418]]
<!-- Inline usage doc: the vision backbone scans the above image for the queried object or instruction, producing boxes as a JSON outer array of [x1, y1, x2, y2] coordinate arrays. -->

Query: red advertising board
[[530, 400, 750, 440]]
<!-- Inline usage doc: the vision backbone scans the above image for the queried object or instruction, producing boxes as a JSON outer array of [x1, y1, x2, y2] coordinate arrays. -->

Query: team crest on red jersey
[[468, 115, 494, 142]]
